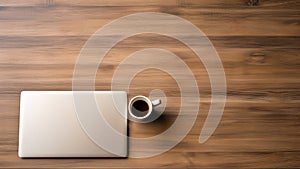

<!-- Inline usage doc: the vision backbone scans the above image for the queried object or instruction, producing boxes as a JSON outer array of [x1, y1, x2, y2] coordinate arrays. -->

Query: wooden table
[[0, 0, 299, 168]]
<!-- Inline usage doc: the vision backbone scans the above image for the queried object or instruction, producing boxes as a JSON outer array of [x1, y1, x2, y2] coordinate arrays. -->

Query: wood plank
[[0, 1, 299, 36]]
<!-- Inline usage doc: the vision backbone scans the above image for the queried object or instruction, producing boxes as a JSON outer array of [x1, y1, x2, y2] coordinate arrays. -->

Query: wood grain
[[0, 0, 299, 168]]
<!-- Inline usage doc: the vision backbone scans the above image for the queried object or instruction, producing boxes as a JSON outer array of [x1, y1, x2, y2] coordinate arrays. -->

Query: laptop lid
[[18, 91, 127, 157]]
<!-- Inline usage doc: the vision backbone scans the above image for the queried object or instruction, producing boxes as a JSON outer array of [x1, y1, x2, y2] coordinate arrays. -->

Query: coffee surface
[[132, 100, 149, 117]]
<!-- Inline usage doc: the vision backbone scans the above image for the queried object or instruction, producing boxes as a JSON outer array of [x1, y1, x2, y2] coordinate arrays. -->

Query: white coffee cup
[[128, 95, 161, 122]]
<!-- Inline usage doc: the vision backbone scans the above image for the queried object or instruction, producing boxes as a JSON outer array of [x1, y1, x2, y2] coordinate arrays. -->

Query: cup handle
[[151, 99, 161, 107]]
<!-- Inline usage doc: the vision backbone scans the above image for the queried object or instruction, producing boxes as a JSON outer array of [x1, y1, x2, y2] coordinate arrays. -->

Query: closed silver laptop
[[18, 91, 127, 158]]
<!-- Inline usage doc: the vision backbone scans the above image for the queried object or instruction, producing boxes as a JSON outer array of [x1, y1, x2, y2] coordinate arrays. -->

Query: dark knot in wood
[[247, 0, 260, 6]]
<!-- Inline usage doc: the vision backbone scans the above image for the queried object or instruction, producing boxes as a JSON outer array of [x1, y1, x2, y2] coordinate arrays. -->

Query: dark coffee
[[132, 100, 149, 117]]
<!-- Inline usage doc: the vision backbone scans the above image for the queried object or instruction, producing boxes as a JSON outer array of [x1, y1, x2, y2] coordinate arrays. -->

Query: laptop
[[18, 91, 128, 158]]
